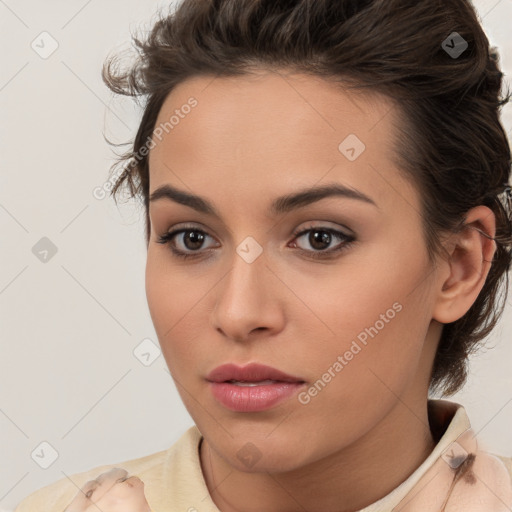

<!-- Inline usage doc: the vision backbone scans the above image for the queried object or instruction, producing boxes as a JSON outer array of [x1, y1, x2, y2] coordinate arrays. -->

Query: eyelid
[[291, 221, 353, 237]]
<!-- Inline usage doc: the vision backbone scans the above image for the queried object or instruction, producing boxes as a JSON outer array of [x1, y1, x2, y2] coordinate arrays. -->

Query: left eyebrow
[[270, 182, 379, 214], [149, 182, 379, 218]]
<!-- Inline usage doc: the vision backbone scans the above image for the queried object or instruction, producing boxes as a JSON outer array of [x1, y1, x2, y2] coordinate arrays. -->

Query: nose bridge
[[212, 236, 281, 338], [221, 236, 267, 306]]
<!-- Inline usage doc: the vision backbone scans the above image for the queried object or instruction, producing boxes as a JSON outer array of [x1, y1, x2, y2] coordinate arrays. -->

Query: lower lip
[[208, 381, 305, 412]]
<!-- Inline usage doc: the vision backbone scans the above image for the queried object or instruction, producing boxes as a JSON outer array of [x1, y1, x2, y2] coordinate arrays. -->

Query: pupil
[[310, 230, 331, 250], [185, 230, 204, 250]]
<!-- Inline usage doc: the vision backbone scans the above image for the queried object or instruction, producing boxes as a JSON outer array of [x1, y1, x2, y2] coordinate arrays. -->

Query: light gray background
[[1, 1, 511, 510]]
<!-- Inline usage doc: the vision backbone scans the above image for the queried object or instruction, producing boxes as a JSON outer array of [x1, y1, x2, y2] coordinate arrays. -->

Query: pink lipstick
[[206, 363, 306, 412]]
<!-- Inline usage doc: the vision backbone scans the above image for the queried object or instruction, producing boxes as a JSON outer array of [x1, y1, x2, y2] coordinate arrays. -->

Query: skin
[[70, 69, 496, 511]]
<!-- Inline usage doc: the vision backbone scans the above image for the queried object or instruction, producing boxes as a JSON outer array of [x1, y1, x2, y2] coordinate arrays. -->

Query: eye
[[85, 489, 94, 499], [156, 224, 218, 260], [289, 225, 355, 259]]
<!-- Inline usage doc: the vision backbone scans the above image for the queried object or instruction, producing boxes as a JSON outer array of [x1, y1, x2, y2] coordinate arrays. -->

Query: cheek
[[298, 242, 432, 390], [284, 271, 432, 457], [145, 253, 211, 372], [145, 251, 190, 336], [300, 286, 422, 393]]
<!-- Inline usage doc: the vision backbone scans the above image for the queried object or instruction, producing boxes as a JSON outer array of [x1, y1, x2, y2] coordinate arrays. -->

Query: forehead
[[147, 70, 416, 213]]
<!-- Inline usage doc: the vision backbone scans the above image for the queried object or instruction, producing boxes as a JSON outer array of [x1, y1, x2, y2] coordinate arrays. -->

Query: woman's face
[[146, 70, 444, 471]]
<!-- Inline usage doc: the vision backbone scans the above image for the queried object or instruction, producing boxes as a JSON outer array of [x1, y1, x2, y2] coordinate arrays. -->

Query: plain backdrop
[[1, 0, 512, 510]]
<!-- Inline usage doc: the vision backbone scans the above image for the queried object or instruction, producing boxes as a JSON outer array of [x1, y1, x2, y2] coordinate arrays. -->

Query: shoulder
[[13, 447, 169, 512], [493, 452, 512, 481], [13, 426, 202, 512], [442, 450, 512, 510]]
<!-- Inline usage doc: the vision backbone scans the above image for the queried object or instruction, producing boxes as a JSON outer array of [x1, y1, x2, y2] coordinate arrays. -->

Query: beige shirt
[[14, 399, 512, 511]]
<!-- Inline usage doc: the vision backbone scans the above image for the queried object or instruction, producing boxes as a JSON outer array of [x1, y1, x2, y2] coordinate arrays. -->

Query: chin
[[220, 432, 316, 474]]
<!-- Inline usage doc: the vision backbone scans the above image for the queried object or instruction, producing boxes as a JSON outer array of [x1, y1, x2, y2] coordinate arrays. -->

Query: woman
[[14, 0, 512, 510]]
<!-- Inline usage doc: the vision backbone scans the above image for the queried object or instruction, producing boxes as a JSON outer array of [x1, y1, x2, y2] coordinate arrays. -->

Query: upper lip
[[206, 363, 305, 383]]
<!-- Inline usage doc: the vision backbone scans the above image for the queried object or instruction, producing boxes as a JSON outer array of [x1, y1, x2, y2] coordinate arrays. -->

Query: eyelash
[[156, 223, 356, 261]]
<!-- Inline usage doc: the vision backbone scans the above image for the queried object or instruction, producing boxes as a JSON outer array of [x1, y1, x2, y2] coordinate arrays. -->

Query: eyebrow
[[149, 182, 379, 217]]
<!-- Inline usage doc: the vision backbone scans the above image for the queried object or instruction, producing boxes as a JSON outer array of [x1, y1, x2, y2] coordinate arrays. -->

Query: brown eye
[[290, 225, 356, 259], [85, 489, 94, 499], [156, 224, 219, 260]]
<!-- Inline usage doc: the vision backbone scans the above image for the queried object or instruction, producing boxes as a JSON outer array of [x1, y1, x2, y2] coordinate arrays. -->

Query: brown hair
[[102, 0, 512, 396]]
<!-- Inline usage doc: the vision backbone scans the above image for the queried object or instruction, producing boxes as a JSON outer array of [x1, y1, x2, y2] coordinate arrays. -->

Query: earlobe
[[432, 206, 497, 324]]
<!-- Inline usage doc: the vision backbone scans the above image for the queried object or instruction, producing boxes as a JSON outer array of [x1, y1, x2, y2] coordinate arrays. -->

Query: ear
[[432, 205, 497, 324]]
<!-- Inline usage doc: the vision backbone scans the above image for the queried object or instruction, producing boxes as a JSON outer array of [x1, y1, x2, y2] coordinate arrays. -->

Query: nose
[[211, 246, 285, 342]]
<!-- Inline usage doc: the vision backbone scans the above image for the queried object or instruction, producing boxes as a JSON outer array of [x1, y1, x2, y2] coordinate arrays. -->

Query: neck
[[200, 398, 437, 512]]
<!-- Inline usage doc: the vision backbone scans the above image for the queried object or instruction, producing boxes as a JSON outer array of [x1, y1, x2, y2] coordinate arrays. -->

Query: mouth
[[206, 363, 306, 412]]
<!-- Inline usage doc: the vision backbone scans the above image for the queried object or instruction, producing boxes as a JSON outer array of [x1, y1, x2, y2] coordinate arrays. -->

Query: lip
[[206, 363, 305, 383], [206, 363, 306, 412]]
